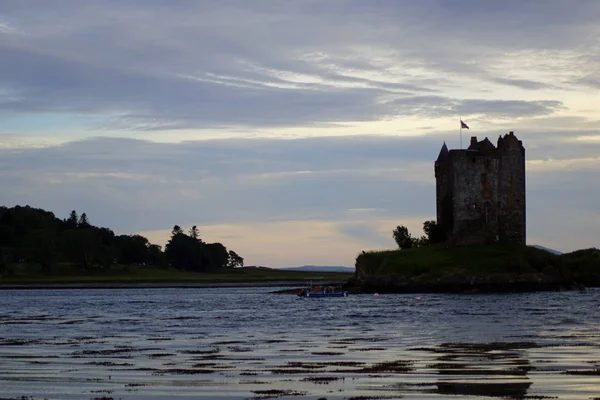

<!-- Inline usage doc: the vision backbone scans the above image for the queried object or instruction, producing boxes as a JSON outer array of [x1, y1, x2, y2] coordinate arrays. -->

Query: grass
[[356, 244, 600, 279], [0, 263, 353, 285]]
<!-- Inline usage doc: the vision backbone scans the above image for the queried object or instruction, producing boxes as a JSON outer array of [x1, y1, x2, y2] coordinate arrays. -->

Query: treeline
[[0, 205, 243, 273], [392, 220, 445, 249]]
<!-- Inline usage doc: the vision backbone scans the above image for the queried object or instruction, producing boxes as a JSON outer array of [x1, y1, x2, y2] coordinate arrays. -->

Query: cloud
[[1, 41, 565, 132], [390, 97, 564, 119], [576, 74, 600, 89], [0, 136, 436, 231], [1, 1, 598, 135], [489, 77, 551, 90]]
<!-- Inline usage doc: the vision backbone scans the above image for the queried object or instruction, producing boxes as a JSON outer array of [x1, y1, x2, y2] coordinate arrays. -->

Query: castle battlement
[[434, 132, 526, 245]]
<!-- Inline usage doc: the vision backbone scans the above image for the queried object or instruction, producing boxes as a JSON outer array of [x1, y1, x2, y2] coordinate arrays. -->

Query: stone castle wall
[[435, 132, 526, 246], [450, 150, 500, 245]]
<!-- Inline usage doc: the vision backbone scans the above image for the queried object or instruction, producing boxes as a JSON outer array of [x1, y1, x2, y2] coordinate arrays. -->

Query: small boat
[[297, 282, 348, 298]]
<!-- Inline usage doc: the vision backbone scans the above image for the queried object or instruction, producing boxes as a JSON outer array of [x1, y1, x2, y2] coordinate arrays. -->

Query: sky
[[1, 1, 599, 268]]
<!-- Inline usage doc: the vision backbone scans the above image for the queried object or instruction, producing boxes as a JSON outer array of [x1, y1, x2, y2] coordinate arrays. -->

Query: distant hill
[[530, 245, 562, 255], [282, 265, 355, 273]]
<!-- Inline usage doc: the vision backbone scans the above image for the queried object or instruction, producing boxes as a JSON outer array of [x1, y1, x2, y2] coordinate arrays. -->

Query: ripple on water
[[0, 288, 599, 399]]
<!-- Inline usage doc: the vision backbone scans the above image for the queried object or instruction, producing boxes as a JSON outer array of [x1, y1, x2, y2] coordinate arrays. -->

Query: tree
[[116, 234, 150, 265], [165, 231, 198, 270], [0, 248, 8, 274], [148, 244, 166, 267], [205, 242, 229, 271], [172, 225, 183, 236], [66, 210, 78, 229], [0, 224, 15, 248], [423, 220, 445, 244], [393, 225, 413, 249], [0, 206, 245, 276], [165, 227, 234, 272], [189, 225, 199, 240], [227, 250, 244, 268], [78, 213, 90, 228], [63, 228, 103, 269], [413, 236, 429, 248], [23, 229, 59, 272]]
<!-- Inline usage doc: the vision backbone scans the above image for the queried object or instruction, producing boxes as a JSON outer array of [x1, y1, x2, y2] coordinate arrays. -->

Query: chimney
[[470, 136, 477, 146]]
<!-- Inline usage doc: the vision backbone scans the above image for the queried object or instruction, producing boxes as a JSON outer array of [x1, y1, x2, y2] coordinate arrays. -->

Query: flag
[[460, 120, 469, 129]]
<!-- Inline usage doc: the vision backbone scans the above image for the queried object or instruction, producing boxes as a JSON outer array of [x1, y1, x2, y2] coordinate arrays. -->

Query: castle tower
[[435, 142, 451, 234], [434, 132, 526, 246], [497, 132, 526, 244]]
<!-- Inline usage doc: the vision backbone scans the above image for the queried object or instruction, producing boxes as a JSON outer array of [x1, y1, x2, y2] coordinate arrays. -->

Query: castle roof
[[497, 131, 523, 149], [468, 137, 496, 155], [436, 142, 449, 162]]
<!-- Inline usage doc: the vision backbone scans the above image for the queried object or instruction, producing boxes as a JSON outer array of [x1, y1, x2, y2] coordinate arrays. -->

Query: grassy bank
[[356, 245, 559, 277], [354, 245, 600, 291], [0, 263, 352, 285]]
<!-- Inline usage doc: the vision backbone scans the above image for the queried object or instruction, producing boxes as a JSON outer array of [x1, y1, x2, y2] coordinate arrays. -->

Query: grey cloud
[[1, 39, 564, 130], [576, 74, 600, 89], [1, 1, 596, 131], [0, 135, 445, 233], [490, 77, 551, 90], [0, 43, 388, 127], [390, 96, 563, 118]]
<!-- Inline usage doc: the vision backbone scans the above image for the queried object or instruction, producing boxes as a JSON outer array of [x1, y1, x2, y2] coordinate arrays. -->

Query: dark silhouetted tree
[[0, 248, 9, 274], [0, 206, 242, 275], [148, 244, 166, 267], [116, 234, 150, 265], [165, 231, 193, 269], [78, 213, 90, 228], [165, 225, 231, 272], [63, 228, 107, 269], [393, 225, 413, 249], [423, 220, 445, 244], [172, 225, 183, 236], [66, 210, 78, 229], [189, 225, 200, 240], [23, 229, 59, 272], [227, 250, 244, 268], [205, 242, 228, 271], [413, 236, 429, 247]]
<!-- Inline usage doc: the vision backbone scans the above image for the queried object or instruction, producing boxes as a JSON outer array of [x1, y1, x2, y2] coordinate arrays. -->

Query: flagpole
[[460, 118, 462, 149]]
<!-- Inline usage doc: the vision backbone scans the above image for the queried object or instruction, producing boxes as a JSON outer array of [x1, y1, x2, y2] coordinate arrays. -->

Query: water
[[1, 287, 600, 399]]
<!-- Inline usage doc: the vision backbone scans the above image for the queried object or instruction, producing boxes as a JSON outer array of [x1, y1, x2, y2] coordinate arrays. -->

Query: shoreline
[[0, 280, 343, 291]]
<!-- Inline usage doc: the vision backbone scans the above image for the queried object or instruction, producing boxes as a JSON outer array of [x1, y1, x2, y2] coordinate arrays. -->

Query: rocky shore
[[345, 273, 588, 294]]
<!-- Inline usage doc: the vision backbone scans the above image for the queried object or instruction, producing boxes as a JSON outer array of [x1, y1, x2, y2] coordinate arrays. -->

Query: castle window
[[472, 157, 476, 164], [481, 173, 487, 185]]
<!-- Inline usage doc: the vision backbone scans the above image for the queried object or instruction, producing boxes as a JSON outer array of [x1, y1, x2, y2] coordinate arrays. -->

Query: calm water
[[1, 287, 599, 399]]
